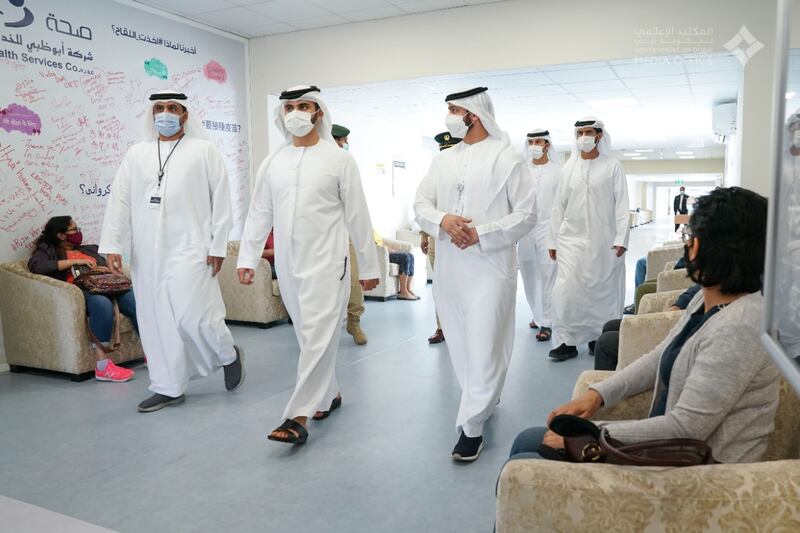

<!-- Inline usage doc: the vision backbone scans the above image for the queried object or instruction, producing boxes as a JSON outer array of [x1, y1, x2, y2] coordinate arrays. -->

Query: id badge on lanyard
[[149, 186, 162, 209]]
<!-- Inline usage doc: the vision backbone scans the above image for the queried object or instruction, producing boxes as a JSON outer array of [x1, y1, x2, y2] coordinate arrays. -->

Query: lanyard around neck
[[157, 135, 184, 190]]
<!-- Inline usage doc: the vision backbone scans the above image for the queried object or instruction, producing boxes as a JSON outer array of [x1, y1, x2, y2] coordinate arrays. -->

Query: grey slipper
[[224, 345, 245, 392]]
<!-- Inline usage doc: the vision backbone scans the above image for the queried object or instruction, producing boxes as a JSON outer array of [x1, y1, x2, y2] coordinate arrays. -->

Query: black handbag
[[538, 414, 716, 467]]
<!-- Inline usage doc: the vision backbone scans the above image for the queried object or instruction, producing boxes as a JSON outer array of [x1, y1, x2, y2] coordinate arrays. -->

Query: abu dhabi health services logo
[[724, 25, 765, 66]]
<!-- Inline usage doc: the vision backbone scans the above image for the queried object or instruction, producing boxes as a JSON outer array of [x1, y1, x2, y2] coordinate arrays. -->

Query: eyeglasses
[[681, 226, 693, 243], [66, 226, 81, 233]]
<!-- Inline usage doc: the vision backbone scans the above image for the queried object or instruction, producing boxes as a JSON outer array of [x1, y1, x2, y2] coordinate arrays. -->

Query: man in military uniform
[[421, 132, 462, 344], [332, 124, 369, 345]]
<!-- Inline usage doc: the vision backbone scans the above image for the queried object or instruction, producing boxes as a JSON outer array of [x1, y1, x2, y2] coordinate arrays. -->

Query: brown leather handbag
[[540, 414, 716, 467], [73, 267, 132, 296], [73, 267, 132, 353]]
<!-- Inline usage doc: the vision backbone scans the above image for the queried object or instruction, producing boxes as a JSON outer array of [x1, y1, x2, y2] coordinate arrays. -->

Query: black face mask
[[684, 243, 702, 285]]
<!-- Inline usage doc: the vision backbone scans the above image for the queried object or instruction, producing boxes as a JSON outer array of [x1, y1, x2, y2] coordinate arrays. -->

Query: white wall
[[249, 0, 780, 198]]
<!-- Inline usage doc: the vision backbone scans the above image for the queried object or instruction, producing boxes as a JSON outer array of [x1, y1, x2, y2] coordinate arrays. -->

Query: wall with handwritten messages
[[0, 0, 250, 263], [0, 0, 250, 369]]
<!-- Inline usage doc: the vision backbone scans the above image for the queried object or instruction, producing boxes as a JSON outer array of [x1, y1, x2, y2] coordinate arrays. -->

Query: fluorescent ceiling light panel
[[585, 97, 639, 109]]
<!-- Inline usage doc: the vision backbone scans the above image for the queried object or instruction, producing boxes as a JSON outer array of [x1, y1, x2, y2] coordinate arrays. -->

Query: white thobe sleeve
[[340, 155, 379, 280], [98, 151, 133, 256], [414, 159, 447, 239], [237, 158, 273, 270], [547, 168, 569, 250], [206, 145, 233, 257], [475, 162, 537, 253], [612, 161, 631, 249]]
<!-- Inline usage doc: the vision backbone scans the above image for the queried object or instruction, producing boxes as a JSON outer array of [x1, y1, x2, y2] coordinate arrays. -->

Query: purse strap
[[598, 429, 714, 466], [85, 297, 122, 354]]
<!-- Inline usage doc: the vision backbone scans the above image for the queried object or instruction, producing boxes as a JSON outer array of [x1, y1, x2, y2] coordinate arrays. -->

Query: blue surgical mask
[[154, 112, 182, 137]]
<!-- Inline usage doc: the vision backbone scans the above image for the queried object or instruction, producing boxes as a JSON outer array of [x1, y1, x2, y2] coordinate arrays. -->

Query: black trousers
[[594, 319, 621, 371]]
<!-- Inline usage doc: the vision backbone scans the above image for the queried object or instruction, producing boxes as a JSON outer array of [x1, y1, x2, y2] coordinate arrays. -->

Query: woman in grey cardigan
[[510, 187, 780, 464]]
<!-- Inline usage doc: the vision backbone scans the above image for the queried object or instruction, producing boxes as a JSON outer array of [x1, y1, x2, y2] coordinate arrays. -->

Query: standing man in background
[[518, 128, 560, 343], [100, 90, 244, 413], [548, 116, 629, 362], [332, 123, 368, 346], [673, 185, 689, 231], [421, 131, 462, 345]]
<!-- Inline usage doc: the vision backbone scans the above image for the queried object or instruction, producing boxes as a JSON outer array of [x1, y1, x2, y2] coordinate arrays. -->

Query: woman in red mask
[[28, 216, 138, 383]]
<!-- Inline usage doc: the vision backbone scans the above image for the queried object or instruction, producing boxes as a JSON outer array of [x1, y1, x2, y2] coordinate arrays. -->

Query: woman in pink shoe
[[28, 216, 138, 382]]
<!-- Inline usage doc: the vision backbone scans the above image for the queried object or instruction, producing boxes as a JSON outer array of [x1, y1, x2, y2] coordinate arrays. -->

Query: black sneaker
[[623, 303, 635, 315], [451, 432, 484, 462], [588, 341, 596, 356], [549, 343, 578, 362], [223, 345, 245, 392], [137, 393, 185, 413]]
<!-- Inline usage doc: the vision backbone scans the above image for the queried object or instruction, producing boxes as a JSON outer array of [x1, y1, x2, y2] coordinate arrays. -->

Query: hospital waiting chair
[[218, 241, 289, 328], [364, 237, 414, 301], [0, 261, 144, 381], [497, 306, 800, 533]]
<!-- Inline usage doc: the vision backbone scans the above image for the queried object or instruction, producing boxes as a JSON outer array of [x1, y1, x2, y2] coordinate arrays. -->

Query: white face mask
[[530, 145, 546, 160], [577, 134, 596, 153], [792, 129, 800, 147], [445, 112, 470, 138], [283, 110, 316, 137]]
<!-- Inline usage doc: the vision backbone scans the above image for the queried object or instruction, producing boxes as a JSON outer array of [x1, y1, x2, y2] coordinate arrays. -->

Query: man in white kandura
[[548, 116, 630, 361], [518, 128, 561, 343], [237, 85, 379, 445], [414, 87, 536, 462], [99, 91, 244, 413]]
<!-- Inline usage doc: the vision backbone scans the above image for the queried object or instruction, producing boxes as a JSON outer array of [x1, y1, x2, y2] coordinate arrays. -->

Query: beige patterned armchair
[[497, 307, 800, 532], [645, 244, 684, 281], [364, 237, 413, 301], [218, 241, 288, 327], [0, 261, 143, 381], [656, 267, 694, 292], [637, 289, 684, 315]]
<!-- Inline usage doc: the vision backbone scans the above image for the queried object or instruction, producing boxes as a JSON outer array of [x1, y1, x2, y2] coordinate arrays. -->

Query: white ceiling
[[324, 53, 742, 161], [133, 0, 507, 38]]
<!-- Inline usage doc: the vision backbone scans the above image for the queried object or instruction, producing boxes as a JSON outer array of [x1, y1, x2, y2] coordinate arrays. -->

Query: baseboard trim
[[0, 363, 9, 374]]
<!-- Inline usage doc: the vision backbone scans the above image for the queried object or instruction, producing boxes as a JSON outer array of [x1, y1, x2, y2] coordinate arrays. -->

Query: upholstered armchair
[[656, 267, 693, 292], [645, 244, 684, 281], [0, 261, 143, 381], [637, 289, 685, 315], [497, 376, 800, 533], [364, 237, 414, 301], [218, 241, 289, 328], [496, 307, 800, 533]]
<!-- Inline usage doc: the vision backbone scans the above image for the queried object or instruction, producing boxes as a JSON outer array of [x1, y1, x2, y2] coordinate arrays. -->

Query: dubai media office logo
[[724, 25, 765, 66]]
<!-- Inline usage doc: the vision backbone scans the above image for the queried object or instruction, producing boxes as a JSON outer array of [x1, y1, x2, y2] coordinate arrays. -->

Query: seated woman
[[28, 216, 138, 383], [510, 187, 780, 464], [374, 229, 419, 301]]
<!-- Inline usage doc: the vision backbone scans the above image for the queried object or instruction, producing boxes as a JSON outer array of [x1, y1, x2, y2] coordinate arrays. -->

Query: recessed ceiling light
[[787, 92, 796, 99], [635, 149, 654, 153], [585, 97, 639, 109], [623, 152, 639, 156], [675, 151, 694, 155], [678, 155, 696, 159], [631, 156, 648, 160]]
